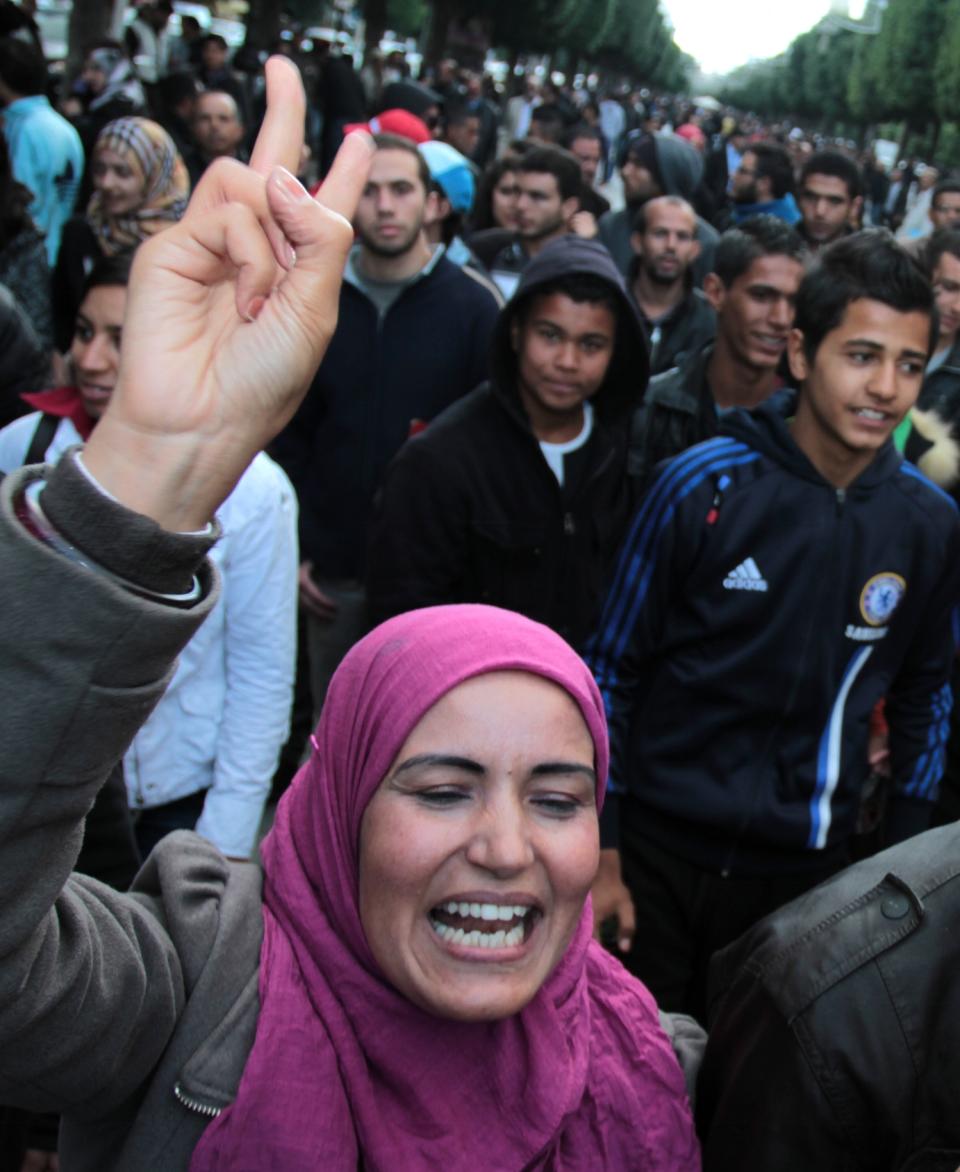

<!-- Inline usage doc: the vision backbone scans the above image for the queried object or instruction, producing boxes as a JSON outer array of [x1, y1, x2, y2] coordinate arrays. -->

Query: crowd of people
[[2, 3, 960, 1169]]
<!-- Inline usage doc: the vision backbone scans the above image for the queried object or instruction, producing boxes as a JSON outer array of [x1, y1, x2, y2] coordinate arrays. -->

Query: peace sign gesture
[[85, 57, 373, 532]]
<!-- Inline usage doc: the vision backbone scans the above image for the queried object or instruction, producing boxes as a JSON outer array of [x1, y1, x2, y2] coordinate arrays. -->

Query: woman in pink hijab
[[190, 603, 701, 1171]]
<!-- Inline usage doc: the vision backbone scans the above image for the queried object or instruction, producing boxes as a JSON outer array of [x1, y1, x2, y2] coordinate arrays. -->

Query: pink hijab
[[191, 605, 699, 1171]]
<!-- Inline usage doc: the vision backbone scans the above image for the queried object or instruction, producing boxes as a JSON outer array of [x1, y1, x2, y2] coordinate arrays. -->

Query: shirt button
[[880, 893, 912, 920]]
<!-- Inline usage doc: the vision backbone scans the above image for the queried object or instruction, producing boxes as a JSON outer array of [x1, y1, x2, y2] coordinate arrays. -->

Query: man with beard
[[629, 195, 715, 375], [272, 133, 500, 712], [629, 216, 804, 477], [796, 151, 863, 253], [471, 145, 581, 300], [729, 143, 801, 226], [598, 130, 718, 286], [184, 90, 247, 187]]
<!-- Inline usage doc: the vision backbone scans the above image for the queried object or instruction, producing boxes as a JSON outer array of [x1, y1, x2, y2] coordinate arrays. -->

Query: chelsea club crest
[[859, 572, 907, 627]]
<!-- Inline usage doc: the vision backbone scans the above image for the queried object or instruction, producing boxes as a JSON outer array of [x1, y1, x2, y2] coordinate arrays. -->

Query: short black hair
[[372, 131, 431, 192], [565, 123, 602, 148], [795, 229, 936, 361], [800, 150, 863, 200], [529, 105, 566, 142], [0, 37, 47, 96], [517, 145, 582, 202], [932, 178, 960, 210], [443, 99, 477, 128], [713, 216, 805, 287], [82, 251, 134, 299], [745, 143, 794, 199], [924, 227, 960, 275], [201, 33, 228, 52]]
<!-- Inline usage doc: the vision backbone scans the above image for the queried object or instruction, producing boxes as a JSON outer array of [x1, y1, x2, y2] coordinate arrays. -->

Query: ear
[[756, 176, 773, 203], [850, 195, 863, 225], [702, 272, 725, 312], [629, 230, 644, 257], [688, 238, 702, 262], [423, 189, 443, 227], [562, 196, 580, 226], [787, 328, 809, 384]]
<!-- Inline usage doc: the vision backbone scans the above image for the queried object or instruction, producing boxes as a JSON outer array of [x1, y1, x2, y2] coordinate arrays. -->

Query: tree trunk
[[67, 0, 114, 72], [363, 0, 388, 64], [898, 121, 911, 157], [929, 117, 942, 158], [244, 0, 282, 53], [424, 0, 456, 71]]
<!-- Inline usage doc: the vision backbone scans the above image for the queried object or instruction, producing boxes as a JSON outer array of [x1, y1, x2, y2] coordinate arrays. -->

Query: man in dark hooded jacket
[[366, 236, 649, 648], [598, 131, 719, 286]]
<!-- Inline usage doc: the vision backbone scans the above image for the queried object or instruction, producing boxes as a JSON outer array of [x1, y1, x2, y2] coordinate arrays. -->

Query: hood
[[732, 193, 801, 226], [376, 81, 442, 118], [489, 236, 649, 426], [720, 388, 904, 490], [652, 135, 703, 200]]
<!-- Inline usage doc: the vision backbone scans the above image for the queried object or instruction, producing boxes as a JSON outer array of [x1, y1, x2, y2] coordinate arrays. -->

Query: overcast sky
[[661, 0, 842, 76]]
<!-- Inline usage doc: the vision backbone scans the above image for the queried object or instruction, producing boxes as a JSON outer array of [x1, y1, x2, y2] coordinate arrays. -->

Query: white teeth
[[430, 919, 526, 949], [441, 901, 531, 921], [430, 903, 533, 950], [857, 408, 886, 420]]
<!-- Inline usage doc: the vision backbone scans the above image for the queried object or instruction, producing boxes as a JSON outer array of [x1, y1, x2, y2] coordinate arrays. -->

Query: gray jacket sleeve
[[0, 463, 219, 1115]]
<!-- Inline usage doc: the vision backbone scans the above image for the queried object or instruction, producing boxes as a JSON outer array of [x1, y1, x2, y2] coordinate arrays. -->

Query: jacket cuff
[[38, 447, 218, 595]]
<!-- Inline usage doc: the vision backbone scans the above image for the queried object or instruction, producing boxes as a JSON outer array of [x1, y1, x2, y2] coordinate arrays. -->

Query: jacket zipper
[[174, 1081, 223, 1119]]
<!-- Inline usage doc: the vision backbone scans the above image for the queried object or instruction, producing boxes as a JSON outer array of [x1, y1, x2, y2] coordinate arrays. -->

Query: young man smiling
[[587, 231, 960, 1021], [367, 235, 648, 649], [630, 215, 804, 477]]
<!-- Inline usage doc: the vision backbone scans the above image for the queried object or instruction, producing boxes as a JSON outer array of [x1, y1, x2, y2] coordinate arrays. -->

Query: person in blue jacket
[[586, 230, 960, 1022]]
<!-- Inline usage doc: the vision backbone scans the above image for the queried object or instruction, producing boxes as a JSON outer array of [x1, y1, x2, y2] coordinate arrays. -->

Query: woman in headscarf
[[0, 602, 702, 1170], [0, 74, 700, 1168], [52, 115, 188, 353]]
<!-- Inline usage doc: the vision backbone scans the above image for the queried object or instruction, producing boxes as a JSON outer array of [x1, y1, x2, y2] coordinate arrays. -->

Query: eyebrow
[[844, 338, 927, 359], [531, 762, 597, 782], [394, 753, 485, 775], [392, 754, 596, 782]]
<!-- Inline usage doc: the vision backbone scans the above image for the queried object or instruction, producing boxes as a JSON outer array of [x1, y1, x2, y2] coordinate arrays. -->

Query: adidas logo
[[723, 557, 768, 592]]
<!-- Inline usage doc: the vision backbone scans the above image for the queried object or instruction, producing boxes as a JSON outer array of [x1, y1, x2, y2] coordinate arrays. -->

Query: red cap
[[344, 108, 432, 144]]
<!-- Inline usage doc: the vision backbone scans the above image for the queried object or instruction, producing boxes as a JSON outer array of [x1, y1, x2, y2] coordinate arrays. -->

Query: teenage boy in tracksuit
[[586, 230, 960, 1022]]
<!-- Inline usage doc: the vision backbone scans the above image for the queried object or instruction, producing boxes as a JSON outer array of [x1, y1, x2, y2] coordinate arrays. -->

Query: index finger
[[248, 55, 306, 178], [312, 131, 375, 222]]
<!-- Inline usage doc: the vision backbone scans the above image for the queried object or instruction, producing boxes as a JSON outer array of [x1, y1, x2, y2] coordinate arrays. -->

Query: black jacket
[[918, 335, 960, 424], [628, 341, 718, 479], [587, 391, 960, 867], [366, 236, 649, 647], [697, 821, 960, 1171], [271, 248, 499, 577], [631, 279, 716, 377]]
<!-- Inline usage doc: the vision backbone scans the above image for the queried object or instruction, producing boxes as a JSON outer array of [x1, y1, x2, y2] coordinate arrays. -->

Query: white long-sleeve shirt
[[0, 413, 298, 857]]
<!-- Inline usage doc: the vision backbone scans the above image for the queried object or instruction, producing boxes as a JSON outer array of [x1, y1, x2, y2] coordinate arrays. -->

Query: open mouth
[[429, 901, 540, 950]]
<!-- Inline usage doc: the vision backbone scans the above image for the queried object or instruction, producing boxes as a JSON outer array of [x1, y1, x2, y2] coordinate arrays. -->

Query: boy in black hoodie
[[366, 236, 648, 649], [586, 231, 960, 1021]]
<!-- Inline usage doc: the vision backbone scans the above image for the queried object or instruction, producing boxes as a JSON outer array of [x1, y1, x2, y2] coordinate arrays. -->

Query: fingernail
[[272, 166, 311, 203], [244, 295, 266, 322], [619, 937, 631, 952], [283, 240, 296, 269]]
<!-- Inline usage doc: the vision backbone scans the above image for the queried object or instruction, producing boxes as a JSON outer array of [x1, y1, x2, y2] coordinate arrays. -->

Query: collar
[[20, 387, 96, 441], [344, 242, 443, 291]]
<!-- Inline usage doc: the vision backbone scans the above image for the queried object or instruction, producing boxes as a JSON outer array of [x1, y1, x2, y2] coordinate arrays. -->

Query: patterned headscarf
[[86, 117, 189, 255]]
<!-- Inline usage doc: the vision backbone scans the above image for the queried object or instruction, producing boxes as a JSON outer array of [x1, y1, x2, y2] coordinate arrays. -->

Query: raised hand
[[84, 57, 373, 532]]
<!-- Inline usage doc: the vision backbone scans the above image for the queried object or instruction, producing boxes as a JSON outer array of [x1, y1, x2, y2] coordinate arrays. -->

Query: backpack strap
[[24, 412, 60, 466]]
